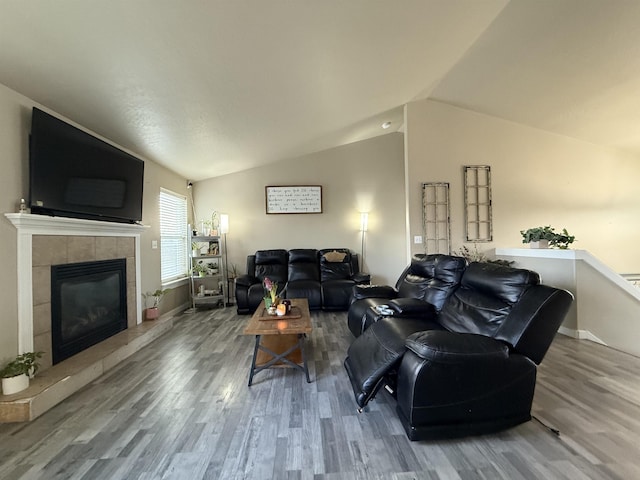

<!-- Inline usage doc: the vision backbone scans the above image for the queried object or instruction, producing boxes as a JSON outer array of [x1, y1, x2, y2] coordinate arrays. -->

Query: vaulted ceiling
[[2, 1, 640, 180]]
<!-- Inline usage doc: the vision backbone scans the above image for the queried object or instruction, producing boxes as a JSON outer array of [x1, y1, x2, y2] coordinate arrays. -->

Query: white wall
[[193, 133, 407, 285], [406, 99, 640, 273], [0, 83, 188, 363]]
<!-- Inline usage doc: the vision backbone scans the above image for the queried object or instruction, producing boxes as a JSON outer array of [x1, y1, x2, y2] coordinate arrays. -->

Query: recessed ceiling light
[[382, 121, 392, 129]]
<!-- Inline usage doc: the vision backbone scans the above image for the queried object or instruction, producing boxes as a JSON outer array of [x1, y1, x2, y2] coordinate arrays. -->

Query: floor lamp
[[220, 214, 232, 306], [360, 212, 368, 273]]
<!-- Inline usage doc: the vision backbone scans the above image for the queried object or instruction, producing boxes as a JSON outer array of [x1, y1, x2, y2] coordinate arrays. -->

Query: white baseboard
[[558, 326, 607, 345]]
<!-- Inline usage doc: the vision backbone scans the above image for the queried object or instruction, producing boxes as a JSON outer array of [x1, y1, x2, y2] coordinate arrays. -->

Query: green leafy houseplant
[[193, 262, 208, 276], [520, 226, 556, 243], [143, 289, 166, 308], [550, 228, 576, 249], [0, 352, 43, 379], [520, 226, 575, 249]]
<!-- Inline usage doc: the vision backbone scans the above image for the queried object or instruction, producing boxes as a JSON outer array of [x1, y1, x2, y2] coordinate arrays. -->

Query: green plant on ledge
[[550, 228, 576, 249], [0, 351, 43, 379], [520, 226, 556, 243], [520, 226, 575, 249]]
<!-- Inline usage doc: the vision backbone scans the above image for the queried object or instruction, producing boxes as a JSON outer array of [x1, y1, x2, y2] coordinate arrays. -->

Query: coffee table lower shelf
[[248, 333, 311, 386]]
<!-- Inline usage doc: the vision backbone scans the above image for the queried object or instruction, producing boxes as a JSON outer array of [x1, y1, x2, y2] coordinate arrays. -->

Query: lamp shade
[[360, 212, 368, 232], [220, 214, 229, 234]]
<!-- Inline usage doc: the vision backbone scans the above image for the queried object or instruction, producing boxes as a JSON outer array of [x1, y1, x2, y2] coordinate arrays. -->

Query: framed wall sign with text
[[265, 185, 323, 214]]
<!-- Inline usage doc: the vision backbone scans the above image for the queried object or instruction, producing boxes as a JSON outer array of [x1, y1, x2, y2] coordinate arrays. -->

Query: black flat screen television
[[29, 107, 144, 224]]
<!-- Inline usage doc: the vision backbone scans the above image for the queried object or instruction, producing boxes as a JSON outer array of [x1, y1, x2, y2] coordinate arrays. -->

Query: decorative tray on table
[[257, 306, 302, 321]]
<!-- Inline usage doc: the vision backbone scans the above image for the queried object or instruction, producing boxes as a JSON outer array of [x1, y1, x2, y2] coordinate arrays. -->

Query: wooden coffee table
[[243, 298, 313, 386]]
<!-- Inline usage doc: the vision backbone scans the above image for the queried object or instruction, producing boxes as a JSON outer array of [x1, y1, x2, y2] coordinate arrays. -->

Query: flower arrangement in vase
[[263, 277, 279, 313]]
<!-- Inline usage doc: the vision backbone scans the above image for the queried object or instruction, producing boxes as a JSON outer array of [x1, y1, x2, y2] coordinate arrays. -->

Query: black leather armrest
[[235, 274, 259, 288], [388, 298, 436, 317], [352, 272, 371, 284], [405, 330, 508, 364], [351, 284, 398, 301]]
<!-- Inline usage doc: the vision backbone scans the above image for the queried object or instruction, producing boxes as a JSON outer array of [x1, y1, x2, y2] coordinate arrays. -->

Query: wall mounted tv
[[29, 107, 144, 224]]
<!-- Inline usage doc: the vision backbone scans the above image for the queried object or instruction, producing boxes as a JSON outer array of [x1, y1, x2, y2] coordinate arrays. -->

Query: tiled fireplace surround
[[32, 234, 137, 370], [2, 214, 172, 422]]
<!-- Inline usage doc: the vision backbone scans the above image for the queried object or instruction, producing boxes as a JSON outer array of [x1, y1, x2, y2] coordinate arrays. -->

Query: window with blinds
[[159, 188, 188, 283]]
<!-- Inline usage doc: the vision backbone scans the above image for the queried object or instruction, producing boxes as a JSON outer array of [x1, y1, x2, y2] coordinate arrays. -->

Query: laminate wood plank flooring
[[0, 307, 639, 479]]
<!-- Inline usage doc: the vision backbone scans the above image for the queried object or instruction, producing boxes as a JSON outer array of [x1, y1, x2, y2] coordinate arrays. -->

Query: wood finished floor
[[0, 307, 639, 479]]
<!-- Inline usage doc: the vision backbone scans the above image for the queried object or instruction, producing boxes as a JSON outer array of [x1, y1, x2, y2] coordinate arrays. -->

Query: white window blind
[[159, 188, 188, 282]]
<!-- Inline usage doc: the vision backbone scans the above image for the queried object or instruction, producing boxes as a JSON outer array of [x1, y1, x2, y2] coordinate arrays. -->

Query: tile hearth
[[0, 314, 173, 422]]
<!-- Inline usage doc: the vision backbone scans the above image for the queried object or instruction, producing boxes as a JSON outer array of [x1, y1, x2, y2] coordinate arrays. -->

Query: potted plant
[[520, 226, 556, 248], [263, 277, 279, 312], [520, 226, 576, 249], [206, 262, 219, 274], [193, 262, 208, 277], [550, 228, 576, 249], [229, 263, 238, 279], [1, 351, 43, 395], [192, 242, 206, 257], [452, 244, 513, 266], [210, 211, 219, 236], [143, 289, 166, 320]]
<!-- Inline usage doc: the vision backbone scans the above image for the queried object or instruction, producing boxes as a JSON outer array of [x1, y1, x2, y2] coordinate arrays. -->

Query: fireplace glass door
[[51, 258, 127, 364]]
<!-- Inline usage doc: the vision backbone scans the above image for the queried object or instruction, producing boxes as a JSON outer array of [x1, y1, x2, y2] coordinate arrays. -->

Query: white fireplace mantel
[[5, 213, 148, 353]]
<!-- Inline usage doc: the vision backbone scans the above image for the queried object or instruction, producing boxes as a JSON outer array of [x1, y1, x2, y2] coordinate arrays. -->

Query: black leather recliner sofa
[[235, 248, 369, 314], [347, 254, 466, 336], [344, 255, 573, 440]]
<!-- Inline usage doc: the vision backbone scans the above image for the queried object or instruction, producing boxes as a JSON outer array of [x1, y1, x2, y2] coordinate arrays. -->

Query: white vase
[[529, 240, 549, 249], [2, 373, 29, 395]]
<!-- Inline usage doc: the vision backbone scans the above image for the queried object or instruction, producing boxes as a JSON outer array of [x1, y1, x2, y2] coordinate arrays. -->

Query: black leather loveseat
[[235, 248, 369, 314], [344, 254, 573, 440]]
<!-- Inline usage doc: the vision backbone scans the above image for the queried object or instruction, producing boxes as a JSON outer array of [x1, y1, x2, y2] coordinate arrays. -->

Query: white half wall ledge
[[495, 247, 640, 301]]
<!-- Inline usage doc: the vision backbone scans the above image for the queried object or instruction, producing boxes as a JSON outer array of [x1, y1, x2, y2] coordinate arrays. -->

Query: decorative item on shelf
[[200, 219, 212, 236], [1, 351, 43, 395], [208, 242, 220, 256], [142, 289, 166, 321], [210, 211, 220, 236], [193, 261, 208, 277], [192, 242, 208, 257], [520, 226, 576, 249]]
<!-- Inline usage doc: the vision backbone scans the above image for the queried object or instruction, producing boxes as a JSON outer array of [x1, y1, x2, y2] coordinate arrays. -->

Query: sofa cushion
[[254, 249, 288, 285], [396, 254, 466, 311], [319, 248, 353, 281], [438, 262, 540, 337], [405, 330, 509, 364], [288, 249, 319, 282], [323, 250, 347, 262]]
